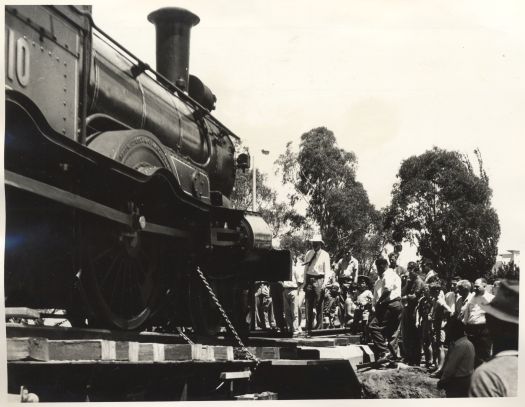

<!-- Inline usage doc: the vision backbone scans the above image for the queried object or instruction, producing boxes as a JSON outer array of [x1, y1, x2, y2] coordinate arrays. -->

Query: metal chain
[[195, 265, 260, 373], [176, 326, 194, 345]]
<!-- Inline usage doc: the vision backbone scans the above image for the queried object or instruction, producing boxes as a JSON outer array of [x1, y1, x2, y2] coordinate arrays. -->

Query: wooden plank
[[163, 344, 216, 361], [359, 345, 375, 363], [48, 340, 116, 361], [213, 345, 234, 361], [296, 347, 320, 360], [235, 391, 278, 400], [115, 341, 139, 361], [6, 323, 189, 344], [198, 345, 215, 361], [138, 343, 165, 361], [237, 346, 298, 360], [220, 370, 251, 380], [5, 307, 41, 319], [298, 345, 365, 369], [7, 337, 49, 361]]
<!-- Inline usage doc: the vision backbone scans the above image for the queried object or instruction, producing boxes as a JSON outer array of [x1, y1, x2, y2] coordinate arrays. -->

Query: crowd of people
[[252, 234, 519, 398]]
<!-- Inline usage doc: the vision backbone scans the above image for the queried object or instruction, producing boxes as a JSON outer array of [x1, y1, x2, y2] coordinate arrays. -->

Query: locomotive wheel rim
[[82, 222, 164, 330]]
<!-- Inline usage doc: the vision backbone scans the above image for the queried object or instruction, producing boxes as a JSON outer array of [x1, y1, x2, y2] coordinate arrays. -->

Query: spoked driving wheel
[[80, 215, 167, 330], [79, 129, 172, 330]]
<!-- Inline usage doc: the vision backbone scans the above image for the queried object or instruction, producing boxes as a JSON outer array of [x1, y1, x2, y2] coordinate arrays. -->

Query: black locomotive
[[4, 5, 291, 334]]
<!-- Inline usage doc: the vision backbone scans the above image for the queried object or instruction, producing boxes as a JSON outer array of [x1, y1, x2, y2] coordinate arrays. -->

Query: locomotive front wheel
[[80, 130, 173, 330], [81, 217, 167, 330]]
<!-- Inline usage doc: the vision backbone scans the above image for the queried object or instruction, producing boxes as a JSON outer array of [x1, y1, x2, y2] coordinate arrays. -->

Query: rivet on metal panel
[[48, 51, 52, 56], [63, 88, 67, 92], [32, 41, 35, 46], [64, 62, 67, 67], [56, 57, 60, 61], [63, 117, 67, 121], [40, 46, 44, 52], [23, 35, 27, 39], [62, 129, 66, 134], [64, 74, 67, 78], [65, 44, 69, 49], [63, 101, 67, 106]]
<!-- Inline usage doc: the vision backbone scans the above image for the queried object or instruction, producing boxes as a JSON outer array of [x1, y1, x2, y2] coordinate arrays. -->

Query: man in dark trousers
[[370, 257, 403, 363], [401, 261, 425, 365], [303, 234, 331, 332]]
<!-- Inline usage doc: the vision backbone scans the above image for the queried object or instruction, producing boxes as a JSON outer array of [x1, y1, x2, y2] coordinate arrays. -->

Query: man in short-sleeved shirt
[[369, 258, 403, 363], [463, 278, 494, 366]]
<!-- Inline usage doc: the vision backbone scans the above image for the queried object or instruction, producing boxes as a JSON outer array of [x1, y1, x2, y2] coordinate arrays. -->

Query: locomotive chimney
[[147, 7, 200, 92]]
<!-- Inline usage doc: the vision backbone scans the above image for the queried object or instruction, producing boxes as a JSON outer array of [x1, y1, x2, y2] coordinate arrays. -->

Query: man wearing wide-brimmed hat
[[303, 234, 331, 332], [469, 279, 519, 397]]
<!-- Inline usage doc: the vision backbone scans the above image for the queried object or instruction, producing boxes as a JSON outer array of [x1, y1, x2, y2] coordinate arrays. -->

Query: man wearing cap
[[469, 280, 519, 397], [463, 278, 494, 367], [303, 234, 331, 331]]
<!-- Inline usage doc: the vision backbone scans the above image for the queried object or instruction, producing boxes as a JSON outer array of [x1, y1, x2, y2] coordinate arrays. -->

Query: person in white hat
[[469, 279, 519, 397], [302, 234, 331, 332]]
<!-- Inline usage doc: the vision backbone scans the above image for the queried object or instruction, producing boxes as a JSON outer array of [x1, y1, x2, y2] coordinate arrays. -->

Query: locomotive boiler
[[4, 5, 291, 333]]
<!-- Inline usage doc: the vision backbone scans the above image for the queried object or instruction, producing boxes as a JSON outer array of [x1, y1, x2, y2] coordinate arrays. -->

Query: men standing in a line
[[469, 280, 519, 397], [463, 278, 494, 367], [370, 258, 403, 363], [303, 235, 331, 332]]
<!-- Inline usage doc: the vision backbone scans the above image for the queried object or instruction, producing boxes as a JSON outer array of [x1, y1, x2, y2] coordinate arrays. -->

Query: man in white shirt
[[463, 278, 494, 366], [303, 234, 331, 332], [336, 249, 359, 283], [281, 255, 305, 335], [369, 258, 403, 363]]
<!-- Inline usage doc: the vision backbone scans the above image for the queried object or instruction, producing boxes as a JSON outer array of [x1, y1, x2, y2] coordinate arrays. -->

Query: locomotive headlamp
[[236, 153, 251, 171]]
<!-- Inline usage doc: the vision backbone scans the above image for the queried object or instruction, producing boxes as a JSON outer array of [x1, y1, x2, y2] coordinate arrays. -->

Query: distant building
[[492, 249, 520, 277], [497, 249, 520, 267]]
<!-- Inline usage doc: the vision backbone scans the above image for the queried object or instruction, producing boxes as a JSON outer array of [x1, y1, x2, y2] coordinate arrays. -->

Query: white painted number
[[6, 28, 30, 87]]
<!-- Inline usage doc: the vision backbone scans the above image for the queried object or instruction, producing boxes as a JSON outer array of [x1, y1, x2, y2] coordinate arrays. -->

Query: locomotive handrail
[[65, 5, 240, 141]]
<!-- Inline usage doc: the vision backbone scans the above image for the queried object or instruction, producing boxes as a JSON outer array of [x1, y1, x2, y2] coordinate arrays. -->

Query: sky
[[90, 0, 522, 252]]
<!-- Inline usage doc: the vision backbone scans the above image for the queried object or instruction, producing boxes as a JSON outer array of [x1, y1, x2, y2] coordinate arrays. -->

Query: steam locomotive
[[4, 5, 291, 334]]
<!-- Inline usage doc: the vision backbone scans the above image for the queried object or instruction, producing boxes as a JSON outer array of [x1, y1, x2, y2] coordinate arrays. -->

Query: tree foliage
[[276, 127, 383, 263], [385, 147, 500, 281]]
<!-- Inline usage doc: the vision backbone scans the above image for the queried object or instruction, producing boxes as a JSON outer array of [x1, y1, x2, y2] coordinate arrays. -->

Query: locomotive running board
[[4, 170, 189, 239]]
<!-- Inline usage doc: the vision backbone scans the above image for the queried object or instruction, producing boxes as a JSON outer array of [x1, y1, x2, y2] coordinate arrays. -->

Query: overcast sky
[[90, 0, 524, 253]]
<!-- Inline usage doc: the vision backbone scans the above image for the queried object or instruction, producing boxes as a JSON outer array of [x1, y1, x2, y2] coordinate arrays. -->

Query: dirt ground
[[357, 363, 446, 399]]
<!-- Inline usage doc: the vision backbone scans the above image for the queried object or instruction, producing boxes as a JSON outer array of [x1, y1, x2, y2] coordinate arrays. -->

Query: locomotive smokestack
[[147, 7, 200, 92]]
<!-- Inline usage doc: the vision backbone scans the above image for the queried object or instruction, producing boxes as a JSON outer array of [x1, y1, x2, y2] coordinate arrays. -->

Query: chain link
[[176, 326, 194, 345], [195, 265, 260, 373]]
